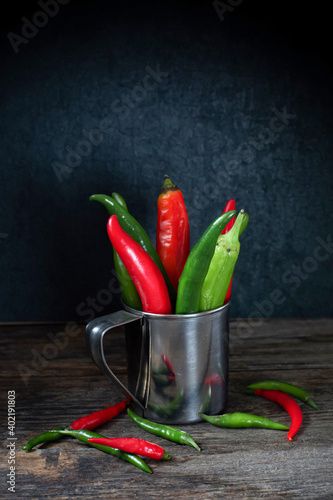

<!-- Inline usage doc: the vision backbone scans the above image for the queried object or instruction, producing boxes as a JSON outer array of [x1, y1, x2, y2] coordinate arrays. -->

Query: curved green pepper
[[245, 380, 318, 410], [127, 408, 200, 451], [21, 427, 66, 451], [89, 193, 176, 304], [199, 210, 248, 312], [111, 193, 142, 311], [199, 412, 289, 430], [175, 211, 236, 314]]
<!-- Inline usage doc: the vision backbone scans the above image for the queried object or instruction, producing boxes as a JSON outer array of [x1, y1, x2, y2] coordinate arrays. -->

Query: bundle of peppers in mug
[[89, 175, 249, 314]]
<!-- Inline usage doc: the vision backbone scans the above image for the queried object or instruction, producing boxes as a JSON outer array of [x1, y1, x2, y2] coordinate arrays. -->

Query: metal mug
[[86, 302, 230, 424]]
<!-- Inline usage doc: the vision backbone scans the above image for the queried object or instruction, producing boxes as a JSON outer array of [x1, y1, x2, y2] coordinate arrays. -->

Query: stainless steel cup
[[86, 302, 229, 424]]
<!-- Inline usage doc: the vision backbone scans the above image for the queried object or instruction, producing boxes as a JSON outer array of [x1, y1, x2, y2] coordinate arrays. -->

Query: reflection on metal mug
[[86, 302, 229, 424]]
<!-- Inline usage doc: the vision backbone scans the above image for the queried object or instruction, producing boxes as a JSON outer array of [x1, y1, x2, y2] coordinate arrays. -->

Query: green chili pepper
[[199, 412, 289, 430], [21, 427, 66, 451], [53, 429, 152, 474], [127, 408, 200, 451], [245, 380, 318, 410], [111, 193, 142, 310], [175, 210, 236, 314], [90, 193, 176, 304], [199, 210, 248, 312]]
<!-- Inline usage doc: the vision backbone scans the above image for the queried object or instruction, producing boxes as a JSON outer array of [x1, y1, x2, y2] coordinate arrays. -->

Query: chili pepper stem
[[162, 451, 171, 460], [244, 388, 255, 395], [21, 426, 67, 451], [161, 174, 177, 192], [222, 209, 245, 242]]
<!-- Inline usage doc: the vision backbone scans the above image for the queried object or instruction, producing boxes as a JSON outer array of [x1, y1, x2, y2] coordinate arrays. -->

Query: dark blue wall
[[1, 1, 332, 321]]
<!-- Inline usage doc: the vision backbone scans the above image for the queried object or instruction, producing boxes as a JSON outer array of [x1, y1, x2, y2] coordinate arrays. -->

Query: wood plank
[[1, 319, 332, 499]]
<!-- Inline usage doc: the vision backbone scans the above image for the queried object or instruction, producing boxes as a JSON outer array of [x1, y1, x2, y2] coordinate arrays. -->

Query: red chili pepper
[[70, 400, 128, 431], [221, 199, 236, 235], [107, 215, 172, 314], [254, 389, 303, 441], [221, 199, 236, 303], [156, 175, 190, 291], [87, 437, 170, 460]]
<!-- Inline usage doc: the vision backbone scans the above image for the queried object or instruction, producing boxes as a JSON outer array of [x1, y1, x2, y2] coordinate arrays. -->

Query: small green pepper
[[199, 412, 289, 430], [127, 408, 200, 451], [175, 211, 236, 314], [199, 210, 248, 312]]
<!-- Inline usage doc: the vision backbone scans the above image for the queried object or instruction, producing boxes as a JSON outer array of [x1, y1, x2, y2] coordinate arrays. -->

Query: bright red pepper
[[222, 199, 236, 303], [254, 389, 303, 441], [107, 215, 172, 314], [87, 437, 170, 460], [70, 400, 128, 431], [156, 175, 190, 291]]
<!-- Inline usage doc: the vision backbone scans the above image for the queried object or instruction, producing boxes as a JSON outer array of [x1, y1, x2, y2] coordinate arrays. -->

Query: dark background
[[0, 0, 332, 322]]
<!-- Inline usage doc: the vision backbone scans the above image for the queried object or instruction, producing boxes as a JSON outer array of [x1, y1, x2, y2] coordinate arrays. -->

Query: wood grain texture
[[1, 318, 332, 499]]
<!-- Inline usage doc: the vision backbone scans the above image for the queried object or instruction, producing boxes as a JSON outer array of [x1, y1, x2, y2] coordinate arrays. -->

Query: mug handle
[[86, 310, 145, 411]]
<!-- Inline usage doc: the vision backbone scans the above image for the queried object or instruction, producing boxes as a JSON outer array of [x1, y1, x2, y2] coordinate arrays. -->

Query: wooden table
[[1, 318, 332, 499]]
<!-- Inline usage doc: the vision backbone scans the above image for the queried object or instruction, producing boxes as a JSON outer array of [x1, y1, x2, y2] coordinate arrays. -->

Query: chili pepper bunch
[[90, 175, 249, 315], [21, 400, 201, 474]]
